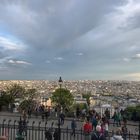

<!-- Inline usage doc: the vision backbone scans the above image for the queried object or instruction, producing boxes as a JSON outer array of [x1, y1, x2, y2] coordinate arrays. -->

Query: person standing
[[83, 118, 92, 140], [110, 129, 123, 140], [121, 125, 127, 140], [59, 112, 65, 125], [45, 128, 52, 140], [71, 118, 77, 137], [117, 112, 122, 126], [92, 115, 98, 131], [91, 125, 106, 140], [53, 128, 60, 140], [113, 112, 117, 126], [27, 107, 32, 119]]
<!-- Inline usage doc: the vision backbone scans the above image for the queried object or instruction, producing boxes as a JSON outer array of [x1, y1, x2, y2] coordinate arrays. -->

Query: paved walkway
[[0, 111, 139, 140], [0, 111, 139, 133]]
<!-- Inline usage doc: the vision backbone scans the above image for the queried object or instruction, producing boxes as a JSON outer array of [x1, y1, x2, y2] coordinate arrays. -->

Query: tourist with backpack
[[91, 125, 106, 140]]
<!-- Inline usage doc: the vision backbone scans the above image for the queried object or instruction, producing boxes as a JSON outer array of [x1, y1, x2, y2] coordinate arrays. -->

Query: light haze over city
[[0, 0, 140, 80]]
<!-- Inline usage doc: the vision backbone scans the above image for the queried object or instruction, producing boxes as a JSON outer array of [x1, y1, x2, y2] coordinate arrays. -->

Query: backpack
[[83, 122, 92, 134]]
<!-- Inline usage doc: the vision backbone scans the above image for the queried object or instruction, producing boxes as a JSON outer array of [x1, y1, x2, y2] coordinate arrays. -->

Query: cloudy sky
[[0, 0, 140, 80]]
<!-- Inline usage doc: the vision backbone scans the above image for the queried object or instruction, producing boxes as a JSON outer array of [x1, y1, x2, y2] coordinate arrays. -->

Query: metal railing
[[0, 119, 139, 140]]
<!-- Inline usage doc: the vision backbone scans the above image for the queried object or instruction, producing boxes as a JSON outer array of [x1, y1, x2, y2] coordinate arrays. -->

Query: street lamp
[[59, 76, 63, 111], [58, 76, 63, 140], [58, 76, 63, 88]]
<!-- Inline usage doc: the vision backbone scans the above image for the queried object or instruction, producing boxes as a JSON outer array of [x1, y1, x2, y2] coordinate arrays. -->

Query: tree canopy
[[19, 99, 37, 112], [51, 88, 74, 110], [6, 83, 26, 98], [0, 91, 14, 107], [0, 84, 38, 110], [25, 88, 37, 100]]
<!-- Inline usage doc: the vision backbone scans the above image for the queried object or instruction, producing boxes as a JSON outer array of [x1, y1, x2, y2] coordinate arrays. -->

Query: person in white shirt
[[111, 129, 123, 140]]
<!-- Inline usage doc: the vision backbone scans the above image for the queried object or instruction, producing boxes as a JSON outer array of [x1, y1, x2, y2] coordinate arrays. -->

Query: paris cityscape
[[0, 80, 140, 108], [0, 79, 140, 140], [0, 0, 140, 140]]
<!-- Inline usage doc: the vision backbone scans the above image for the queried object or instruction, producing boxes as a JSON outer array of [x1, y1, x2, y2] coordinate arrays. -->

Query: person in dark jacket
[[45, 128, 52, 140], [71, 118, 77, 137], [59, 112, 65, 125], [53, 128, 60, 140], [91, 125, 106, 140]]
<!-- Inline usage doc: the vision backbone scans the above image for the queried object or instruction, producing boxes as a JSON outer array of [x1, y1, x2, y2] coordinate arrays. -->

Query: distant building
[[40, 96, 52, 107], [74, 94, 87, 104]]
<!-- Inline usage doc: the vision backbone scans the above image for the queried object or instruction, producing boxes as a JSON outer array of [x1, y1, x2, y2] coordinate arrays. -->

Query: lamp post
[[58, 76, 63, 111], [58, 76, 63, 140], [59, 76, 63, 88]]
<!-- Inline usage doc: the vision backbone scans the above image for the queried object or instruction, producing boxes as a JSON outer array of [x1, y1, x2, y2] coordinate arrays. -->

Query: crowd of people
[[18, 106, 129, 140], [80, 108, 128, 140], [0, 105, 133, 140]]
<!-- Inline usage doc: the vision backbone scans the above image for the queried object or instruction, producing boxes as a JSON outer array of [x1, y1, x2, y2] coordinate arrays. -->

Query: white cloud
[[76, 53, 83, 56], [45, 60, 51, 63], [0, 36, 25, 51], [132, 53, 140, 59], [104, 0, 140, 33], [54, 57, 63, 60], [8, 59, 31, 65], [128, 45, 138, 51], [123, 58, 130, 62]]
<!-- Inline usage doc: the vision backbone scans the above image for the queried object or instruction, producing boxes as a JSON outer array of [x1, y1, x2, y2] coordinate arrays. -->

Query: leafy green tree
[[25, 88, 37, 100], [0, 91, 14, 109], [51, 88, 74, 110], [125, 104, 140, 120], [6, 84, 26, 98], [19, 99, 37, 112], [18, 88, 37, 112]]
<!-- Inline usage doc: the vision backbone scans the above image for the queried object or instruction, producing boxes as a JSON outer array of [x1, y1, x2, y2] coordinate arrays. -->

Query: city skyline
[[0, 0, 140, 80]]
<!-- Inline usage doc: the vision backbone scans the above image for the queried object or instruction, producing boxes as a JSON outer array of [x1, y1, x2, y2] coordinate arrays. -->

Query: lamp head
[[58, 77, 63, 83]]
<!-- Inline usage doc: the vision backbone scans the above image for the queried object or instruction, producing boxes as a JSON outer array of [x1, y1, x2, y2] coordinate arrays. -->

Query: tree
[[6, 84, 26, 98], [51, 88, 74, 110], [18, 88, 38, 112], [125, 105, 140, 121], [19, 99, 37, 112], [25, 88, 37, 100], [0, 91, 14, 110]]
